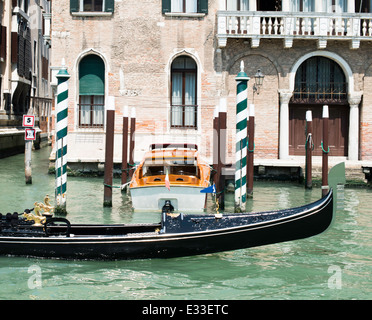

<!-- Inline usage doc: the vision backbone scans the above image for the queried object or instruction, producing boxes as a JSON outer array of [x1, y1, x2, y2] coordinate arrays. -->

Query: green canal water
[[0, 147, 371, 300]]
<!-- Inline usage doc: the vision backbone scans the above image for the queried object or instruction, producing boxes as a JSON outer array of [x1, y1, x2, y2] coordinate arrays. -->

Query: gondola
[[0, 189, 333, 260]]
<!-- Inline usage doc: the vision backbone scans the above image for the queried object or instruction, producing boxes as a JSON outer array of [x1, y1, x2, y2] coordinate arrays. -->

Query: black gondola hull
[[0, 190, 333, 260]]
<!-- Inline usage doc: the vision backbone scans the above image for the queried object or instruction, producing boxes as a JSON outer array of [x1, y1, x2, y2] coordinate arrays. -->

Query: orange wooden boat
[[129, 144, 211, 212]]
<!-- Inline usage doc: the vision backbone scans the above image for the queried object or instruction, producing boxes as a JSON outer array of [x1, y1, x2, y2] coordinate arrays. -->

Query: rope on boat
[[104, 181, 130, 190], [121, 163, 137, 172]]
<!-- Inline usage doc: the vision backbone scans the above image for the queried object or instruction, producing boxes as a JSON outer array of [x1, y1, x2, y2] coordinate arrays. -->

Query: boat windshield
[[142, 165, 198, 177], [142, 157, 199, 178]]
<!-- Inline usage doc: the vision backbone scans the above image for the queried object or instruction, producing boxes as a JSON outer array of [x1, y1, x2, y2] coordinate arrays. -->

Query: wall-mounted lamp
[[253, 69, 264, 95]]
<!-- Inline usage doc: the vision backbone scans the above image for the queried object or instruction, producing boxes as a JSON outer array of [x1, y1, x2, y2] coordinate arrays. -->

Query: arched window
[[171, 56, 197, 128], [292, 56, 347, 104], [78, 54, 105, 128]]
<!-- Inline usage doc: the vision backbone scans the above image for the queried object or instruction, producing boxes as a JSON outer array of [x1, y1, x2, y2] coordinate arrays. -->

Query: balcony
[[217, 11, 372, 49]]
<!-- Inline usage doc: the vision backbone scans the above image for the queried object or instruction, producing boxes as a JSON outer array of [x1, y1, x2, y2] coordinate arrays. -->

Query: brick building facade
[[50, 0, 372, 174]]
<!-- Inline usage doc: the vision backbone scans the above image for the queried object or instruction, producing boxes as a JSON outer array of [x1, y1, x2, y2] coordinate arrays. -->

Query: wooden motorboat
[[129, 144, 211, 212], [0, 189, 333, 260]]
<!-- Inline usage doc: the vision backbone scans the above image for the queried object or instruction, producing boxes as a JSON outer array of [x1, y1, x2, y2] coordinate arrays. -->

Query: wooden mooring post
[[25, 140, 32, 184], [213, 105, 219, 188], [322, 105, 329, 197], [305, 110, 313, 189], [247, 104, 255, 196], [129, 108, 136, 179], [103, 96, 115, 207], [23, 114, 36, 185], [121, 106, 129, 191], [218, 99, 227, 209]]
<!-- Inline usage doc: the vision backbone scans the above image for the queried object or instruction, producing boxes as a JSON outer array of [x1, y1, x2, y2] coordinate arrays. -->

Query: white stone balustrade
[[217, 11, 372, 49]]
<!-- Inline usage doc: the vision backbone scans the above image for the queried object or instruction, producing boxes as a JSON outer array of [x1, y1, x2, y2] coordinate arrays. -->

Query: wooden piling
[[103, 97, 115, 207], [218, 99, 227, 209], [213, 105, 219, 187], [25, 140, 32, 184], [305, 110, 313, 189], [121, 106, 129, 190], [247, 104, 255, 196], [129, 108, 136, 179], [322, 105, 329, 197]]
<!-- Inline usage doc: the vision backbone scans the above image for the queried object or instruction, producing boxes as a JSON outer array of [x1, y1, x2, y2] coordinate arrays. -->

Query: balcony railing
[[217, 11, 372, 48]]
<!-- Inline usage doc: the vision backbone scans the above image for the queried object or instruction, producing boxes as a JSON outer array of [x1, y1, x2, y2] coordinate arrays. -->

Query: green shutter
[[105, 0, 115, 12], [198, 0, 208, 14], [79, 55, 105, 95], [162, 0, 171, 13], [70, 0, 79, 13]]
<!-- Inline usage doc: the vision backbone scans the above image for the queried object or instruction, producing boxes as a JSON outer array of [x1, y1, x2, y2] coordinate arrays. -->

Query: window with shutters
[[78, 55, 105, 128], [162, 0, 208, 15], [70, 0, 115, 15]]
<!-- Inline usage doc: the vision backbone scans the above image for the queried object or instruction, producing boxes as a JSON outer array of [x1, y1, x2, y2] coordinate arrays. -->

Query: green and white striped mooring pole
[[55, 60, 70, 215], [235, 61, 249, 212]]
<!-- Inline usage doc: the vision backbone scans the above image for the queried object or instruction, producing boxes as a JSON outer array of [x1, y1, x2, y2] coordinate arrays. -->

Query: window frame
[[78, 95, 105, 128], [70, 0, 114, 15], [162, 0, 208, 15], [82, 0, 104, 12], [170, 57, 198, 129]]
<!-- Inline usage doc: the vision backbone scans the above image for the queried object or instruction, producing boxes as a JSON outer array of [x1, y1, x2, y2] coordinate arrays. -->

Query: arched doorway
[[289, 56, 349, 156]]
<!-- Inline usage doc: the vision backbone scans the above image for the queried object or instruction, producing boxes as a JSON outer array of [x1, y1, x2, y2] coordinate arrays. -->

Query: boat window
[[170, 165, 197, 176], [143, 166, 164, 177], [169, 159, 195, 165]]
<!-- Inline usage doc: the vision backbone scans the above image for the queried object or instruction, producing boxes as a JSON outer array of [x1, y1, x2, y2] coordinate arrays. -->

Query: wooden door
[[289, 104, 349, 156]]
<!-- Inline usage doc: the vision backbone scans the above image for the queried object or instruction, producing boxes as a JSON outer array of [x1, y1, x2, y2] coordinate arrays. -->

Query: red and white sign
[[23, 115, 35, 127], [25, 128, 36, 141]]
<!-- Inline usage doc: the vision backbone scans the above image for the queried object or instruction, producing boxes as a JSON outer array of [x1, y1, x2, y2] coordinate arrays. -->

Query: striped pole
[[235, 61, 249, 212], [55, 59, 70, 214]]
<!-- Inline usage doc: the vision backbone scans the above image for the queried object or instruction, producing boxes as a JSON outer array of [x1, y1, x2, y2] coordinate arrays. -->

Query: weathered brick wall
[[51, 2, 372, 163], [222, 38, 372, 161], [52, 1, 220, 162]]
